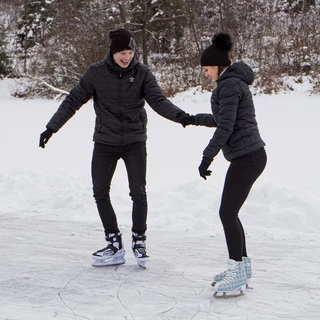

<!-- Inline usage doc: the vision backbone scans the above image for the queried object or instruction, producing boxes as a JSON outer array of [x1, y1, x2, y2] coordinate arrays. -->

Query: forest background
[[0, 0, 319, 98]]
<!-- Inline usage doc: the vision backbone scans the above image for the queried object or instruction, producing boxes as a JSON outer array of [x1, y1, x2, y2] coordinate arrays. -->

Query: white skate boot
[[211, 256, 252, 288], [92, 232, 125, 267], [132, 232, 149, 269], [212, 259, 247, 298]]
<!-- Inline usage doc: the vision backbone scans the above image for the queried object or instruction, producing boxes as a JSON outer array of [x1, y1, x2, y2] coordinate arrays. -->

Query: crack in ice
[[57, 269, 90, 320]]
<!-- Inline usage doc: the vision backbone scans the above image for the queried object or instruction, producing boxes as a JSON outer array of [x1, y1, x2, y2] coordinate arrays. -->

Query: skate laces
[[134, 242, 146, 253], [132, 233, 146, 247], [106, 243, 119, 254], [94, 232, 122, 256], [219, 271, 228, 278], [133, 240, 146, 252], [220, 267, 237, 284], [94, 243, 118, 257]]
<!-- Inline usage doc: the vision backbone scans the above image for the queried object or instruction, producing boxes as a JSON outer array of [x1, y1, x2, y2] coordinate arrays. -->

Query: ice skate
[[211, 256, 252, 288], [212, 259, 247, 298], [92, 232, 125, 267], [242, 256, 253, 288], [132, 232, 149, 269]]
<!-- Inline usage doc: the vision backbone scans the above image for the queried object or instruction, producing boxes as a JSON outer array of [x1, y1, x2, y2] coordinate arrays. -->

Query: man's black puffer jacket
[[194, 61, 265, 161], [46, 52, 186, 146]]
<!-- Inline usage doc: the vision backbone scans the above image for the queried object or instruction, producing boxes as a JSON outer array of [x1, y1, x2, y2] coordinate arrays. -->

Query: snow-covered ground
[[1, 79, 320, 319]]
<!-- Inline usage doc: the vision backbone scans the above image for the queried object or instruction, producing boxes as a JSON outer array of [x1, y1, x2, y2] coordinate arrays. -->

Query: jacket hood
[[218, 61, 254, 85]]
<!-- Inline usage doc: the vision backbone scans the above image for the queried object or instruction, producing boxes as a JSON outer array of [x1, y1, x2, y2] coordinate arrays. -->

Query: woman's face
[[113, 50, 134, 68], [202, 66, 219, 81]]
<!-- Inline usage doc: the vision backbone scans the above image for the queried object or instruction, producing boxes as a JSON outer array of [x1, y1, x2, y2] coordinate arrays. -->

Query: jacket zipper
[[119, 72, 124, 144]]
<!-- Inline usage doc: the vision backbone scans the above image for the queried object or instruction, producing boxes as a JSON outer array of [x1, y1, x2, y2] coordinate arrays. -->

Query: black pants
[[219, 148, 267, 261], [91, 142, 147, 235]]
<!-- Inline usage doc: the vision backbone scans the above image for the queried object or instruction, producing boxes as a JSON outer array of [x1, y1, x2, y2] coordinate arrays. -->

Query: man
[[39, 28, 189, 268]]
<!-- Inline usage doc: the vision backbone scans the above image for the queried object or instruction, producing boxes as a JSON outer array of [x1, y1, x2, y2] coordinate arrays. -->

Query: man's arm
[[143, 68, 187, 123], [46, 66, 95, 133]]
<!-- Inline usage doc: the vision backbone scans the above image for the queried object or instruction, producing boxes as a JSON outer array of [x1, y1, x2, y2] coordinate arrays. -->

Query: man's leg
[[91, 142, 120, 235], [122, 142, 148, 234]]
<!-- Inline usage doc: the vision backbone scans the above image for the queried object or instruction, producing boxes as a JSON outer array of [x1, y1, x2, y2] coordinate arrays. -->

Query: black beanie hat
[[201, 32, 233, 66], [109, 28, 136, 54]]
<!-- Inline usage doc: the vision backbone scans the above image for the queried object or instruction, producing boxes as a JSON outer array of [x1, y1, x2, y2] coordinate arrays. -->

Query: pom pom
[[212, 32, 233, 52]]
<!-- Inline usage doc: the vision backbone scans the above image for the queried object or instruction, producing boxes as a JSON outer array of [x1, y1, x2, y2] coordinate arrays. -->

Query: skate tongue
[[220, 259, 237, 282], [113, 242, 120, 250], [227, 259, 237, 269]]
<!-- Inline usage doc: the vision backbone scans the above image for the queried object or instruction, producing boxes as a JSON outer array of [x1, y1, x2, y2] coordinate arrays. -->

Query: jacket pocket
[[139, 110, 148, 132], [95, 116, 102, 133]]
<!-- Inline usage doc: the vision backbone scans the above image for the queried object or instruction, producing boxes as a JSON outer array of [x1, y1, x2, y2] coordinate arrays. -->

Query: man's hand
[[39, 128, 54, 148], [180, 114, 196, 128]]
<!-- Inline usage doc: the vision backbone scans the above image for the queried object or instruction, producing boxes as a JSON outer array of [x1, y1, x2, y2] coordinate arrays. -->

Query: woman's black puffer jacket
[[195, 61, 265, 161]]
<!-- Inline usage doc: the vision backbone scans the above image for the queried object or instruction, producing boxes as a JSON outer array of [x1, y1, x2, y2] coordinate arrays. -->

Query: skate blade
[[92, 257, 126, 267], [135, 256, 149, 269], [136, 259, 147, 269], [213, 285, 246, 298], [246, 283, 253, 290], [212, 281, 252, 289], [246, 278, 253, 289]]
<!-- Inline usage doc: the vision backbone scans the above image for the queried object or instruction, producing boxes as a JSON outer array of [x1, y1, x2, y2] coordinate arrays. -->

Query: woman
[[186, 32, 267, 296]]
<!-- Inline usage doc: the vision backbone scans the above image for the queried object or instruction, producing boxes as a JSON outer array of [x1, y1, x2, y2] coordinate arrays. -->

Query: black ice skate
[[132, 232, 149, 269], [92, 232, 125, 267]]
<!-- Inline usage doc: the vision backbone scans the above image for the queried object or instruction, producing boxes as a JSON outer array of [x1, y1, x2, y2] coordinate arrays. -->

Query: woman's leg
[[219, 148, 267, 261]]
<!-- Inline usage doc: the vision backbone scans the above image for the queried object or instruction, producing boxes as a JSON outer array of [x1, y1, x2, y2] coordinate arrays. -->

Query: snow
[[1, 79, 320, 319]]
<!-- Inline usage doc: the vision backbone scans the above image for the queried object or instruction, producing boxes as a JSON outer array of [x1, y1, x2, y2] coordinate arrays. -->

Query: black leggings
[[219, 148, 267, 261]]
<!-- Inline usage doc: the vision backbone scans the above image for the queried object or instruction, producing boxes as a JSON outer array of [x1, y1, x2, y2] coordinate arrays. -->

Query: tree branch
[[35, 77, 69, 95], [27, 75, 69, 98]]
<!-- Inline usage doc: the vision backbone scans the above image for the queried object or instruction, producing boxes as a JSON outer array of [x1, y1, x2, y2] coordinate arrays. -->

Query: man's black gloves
[[198, 157, 212, 180], [180, 115, 196, 128], [39, 128, 54, 148]]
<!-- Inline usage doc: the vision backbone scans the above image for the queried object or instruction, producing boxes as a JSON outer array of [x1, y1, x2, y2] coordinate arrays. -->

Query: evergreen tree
[[0, 0, 15, 77], [16, 0, 54, 72], [0, 25, 12, 77], [128, 0, 185, 64]]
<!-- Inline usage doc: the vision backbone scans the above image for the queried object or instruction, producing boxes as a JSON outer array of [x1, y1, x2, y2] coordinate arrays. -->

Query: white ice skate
[[212, 259, 247, 298], [92, 233, 125, 267], [211, 256, 252, 288], [132, 232, 149, 269]]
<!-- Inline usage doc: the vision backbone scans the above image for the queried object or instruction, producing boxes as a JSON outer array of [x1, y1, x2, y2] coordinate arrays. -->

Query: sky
[[0, 78, 320, 320]]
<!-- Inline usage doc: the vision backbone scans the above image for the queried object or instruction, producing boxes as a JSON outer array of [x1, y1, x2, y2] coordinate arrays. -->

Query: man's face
[[113, 50, 134, 68]]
